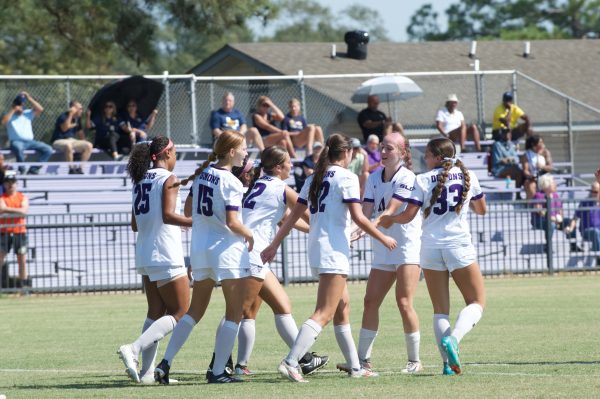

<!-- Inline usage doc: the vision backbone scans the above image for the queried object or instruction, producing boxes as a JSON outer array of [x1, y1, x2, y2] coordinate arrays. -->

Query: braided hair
[[127, 136, 171, 184], [423, 137, 469, 218], [309, 133, 352, 205], [239, 146, 289, 200], [176, 130, 245, 187]]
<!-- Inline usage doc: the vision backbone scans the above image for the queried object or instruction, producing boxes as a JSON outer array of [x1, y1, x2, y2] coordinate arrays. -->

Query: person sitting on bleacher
[[564, 181, 600, 251], [521, 135, 554, 199], [491, 129, 524, 189], [119, 100, 158, 144], [52, 101, 93, 174], [281, 98, 325, 156], [491, 92, 532, 142], [251, 96, 296, 158], [86, 101, 130, 161], [1, 92, 53, 175], [210, 92, 265, 151], [531, 174, 581, 253], [435, 94, 481, 152]]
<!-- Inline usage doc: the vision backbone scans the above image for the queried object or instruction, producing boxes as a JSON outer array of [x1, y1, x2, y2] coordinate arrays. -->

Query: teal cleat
[[442, 362, 455, 375], [441, 336, 461, 375]]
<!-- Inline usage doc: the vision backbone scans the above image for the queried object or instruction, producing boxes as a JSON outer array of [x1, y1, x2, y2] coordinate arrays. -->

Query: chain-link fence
[[1, 197, 598, 294]]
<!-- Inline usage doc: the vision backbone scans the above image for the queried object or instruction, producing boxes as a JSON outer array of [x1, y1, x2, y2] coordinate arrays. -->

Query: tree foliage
[[406, 0, 600, 41]]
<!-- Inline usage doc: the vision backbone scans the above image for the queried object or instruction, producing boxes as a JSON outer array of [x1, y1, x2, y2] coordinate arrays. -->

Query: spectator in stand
[[521, 135, 554, 199], [294, 141, 324, 192], [86, 101, 129, 160], [357, 95, 391, 143], [282, 98, 325, 155], [348, 138, 369, 197], [531, 174, 581, 253], [250, 96, 296, 158], [491, 92, 532, 142], [52, 100, 93, 174], [1, 92, 53, 175], [365, 134, 383, 173], [491, 129, 523, 188], [120, 100, 158, 144], [565, 181, 600, 251], [210, 92, 265, 151], [0, 170, 30, 288], [435, 94, 481, 152]]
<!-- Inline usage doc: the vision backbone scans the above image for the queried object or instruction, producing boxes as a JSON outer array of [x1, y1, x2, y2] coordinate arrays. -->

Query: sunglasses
[[105, 105, 114, 109], [591, 190, 599, 194]]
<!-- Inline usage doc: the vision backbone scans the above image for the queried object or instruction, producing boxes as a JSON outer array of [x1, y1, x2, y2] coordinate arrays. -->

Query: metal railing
[[1, 197, 598, 294]]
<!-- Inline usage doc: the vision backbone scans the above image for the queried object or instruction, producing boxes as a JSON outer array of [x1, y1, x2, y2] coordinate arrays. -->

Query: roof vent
[[344, 30, 369, 60], [468, 41, 477, 58], [523, 41, 531, 58]]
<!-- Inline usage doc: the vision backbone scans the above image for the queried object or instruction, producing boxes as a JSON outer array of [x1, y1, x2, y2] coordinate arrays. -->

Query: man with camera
[[1, 92, 53, 175]]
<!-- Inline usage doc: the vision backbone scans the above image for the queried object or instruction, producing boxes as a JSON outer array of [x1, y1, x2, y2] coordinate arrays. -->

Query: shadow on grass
[[466, 361, 600, 366]]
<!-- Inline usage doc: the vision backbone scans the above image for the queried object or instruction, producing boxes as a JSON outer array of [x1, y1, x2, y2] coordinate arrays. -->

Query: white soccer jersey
[[189, 165, 249, 270], [364, 166, 422, 265], [133, 168, 185, 267], [243, 175, 287, 266], [399, 166, 484, 248], [298, 165, 361, 271]]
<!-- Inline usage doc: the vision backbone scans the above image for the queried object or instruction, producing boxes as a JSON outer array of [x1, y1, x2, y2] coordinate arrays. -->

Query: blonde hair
[[537, 174, 555, 191]]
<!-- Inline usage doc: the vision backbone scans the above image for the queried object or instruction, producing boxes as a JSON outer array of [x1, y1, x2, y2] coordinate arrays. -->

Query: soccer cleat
[[278, 360, 308, 383], [442, 362, 456, 375], [441, 336, 461, 374], [349, 367, 379, 378], [206, 353, 234, 379], [207, 371, 244, 384], [117, 344, 140, 383], [401, 360, 424, 374], [140, 373, 178, 385], [234, 364, 253, 376], [336, 358, 372, 373], [154, 359, 171, 385], [299, 353, 329, 375]]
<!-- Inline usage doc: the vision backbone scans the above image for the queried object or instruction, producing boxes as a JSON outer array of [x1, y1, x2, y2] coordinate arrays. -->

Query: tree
[[406, 0, 600, 41], [261, 0, 388, 43]]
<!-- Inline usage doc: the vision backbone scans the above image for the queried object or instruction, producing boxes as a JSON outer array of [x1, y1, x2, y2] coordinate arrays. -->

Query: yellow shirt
[[492, 103, 525, 130]]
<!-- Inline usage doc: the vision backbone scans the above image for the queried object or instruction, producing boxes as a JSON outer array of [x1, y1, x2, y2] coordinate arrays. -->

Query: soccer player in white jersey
[[261, 133, 397, 382], [220, 147, 328, 376], [153, 130, 260, 384], [380, 137, 487, 375], [117, 136, 192, 384], [339, 130, 424, 375]]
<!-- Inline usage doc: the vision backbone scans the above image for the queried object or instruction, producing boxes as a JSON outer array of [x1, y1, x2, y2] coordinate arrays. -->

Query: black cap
[[502, 91, 514, 102], [13, 94, 26, 106]]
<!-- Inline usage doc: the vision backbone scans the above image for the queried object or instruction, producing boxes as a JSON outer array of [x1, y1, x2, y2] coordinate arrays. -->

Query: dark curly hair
[[127, 136, 171, 184]]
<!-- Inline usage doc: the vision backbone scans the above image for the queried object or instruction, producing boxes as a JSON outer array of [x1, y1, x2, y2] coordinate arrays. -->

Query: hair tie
[[241, 159, 254, 175], [443, 157, 458, 165], [151, 139, 173, 161]]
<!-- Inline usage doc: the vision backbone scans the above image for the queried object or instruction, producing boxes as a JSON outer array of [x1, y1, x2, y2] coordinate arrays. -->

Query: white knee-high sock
[[286, 319, 321, 367], [274, 313, 299, 348], [357, 328, 378, 361], [433, 314, 451, 362], [213, 320, 239, 375], [334, 324, 360, 370], [139, 318, 157, 377], [452, 303, 483, 343], [237, 319, 256, 366], [132, 315, 176, 355], [164, 314, 197, 365], [405, 331, 421, 362]]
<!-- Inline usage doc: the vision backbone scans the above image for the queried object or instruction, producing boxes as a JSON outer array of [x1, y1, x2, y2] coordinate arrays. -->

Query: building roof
[[191, 40, 600, 110]]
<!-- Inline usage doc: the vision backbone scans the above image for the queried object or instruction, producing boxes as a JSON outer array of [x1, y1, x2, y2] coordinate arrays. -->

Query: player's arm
[[285, 185, 310, 224], [130, 209, 138, 232], [348, 202, 396, 250], [470, 195, 487, 216], [162, 175, 192, 227], [184, 191, 193, 217], [378, 201, 420, 228], [226, 209, 253, 251], [262, 201, 307, 263]]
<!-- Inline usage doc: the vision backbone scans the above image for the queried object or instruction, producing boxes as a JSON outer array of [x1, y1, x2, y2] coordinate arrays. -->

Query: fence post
[[163, 71, 171, 138], [281, 237, 289, 286], [512, 71, 518, 103], [476, 71, 485, 137], [299, 70, 307, 120], [545, 194, 554, 274], [65, 78, 71, 107], [190, 77, 198, 145], [567, 98, 574, 176]]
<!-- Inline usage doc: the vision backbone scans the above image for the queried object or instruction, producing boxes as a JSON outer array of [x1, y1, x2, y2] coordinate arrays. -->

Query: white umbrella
[[351, 76, 423, 118]]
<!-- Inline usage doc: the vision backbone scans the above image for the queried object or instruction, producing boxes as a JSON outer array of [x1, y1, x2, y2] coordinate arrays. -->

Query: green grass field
[[1, 275, 600, 398]]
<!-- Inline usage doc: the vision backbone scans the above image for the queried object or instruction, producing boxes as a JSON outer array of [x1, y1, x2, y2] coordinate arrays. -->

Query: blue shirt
[[120, 114, 148, 132], [210, 108, 246, 132], [282, 113, 307, 132], [53, 112, 82, 141], [575, 200, 600, 233], [7, 109, 35, 141], [91, 115, 121, 145], [491, 140, 520, 176]]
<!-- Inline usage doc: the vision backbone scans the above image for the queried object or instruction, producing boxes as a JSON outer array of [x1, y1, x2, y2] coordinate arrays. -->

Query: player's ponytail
[[454, 159, 471, 214], [423, 137, 457, 219], [127, 136, 170, 184], [309, 133, 352, 205]]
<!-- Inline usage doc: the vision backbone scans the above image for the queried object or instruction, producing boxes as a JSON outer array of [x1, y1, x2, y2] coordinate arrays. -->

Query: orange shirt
[[0, 191, 27, 234]]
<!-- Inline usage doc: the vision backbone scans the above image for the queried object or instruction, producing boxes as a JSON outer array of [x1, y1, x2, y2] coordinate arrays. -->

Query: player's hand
[[245, 234, 254, 252], [261, 245, 277, 264], [187, 266, 193, 281], [378, 214, 394, 229], [382, 235, 397, 251], [350, 227, 364, 242]]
